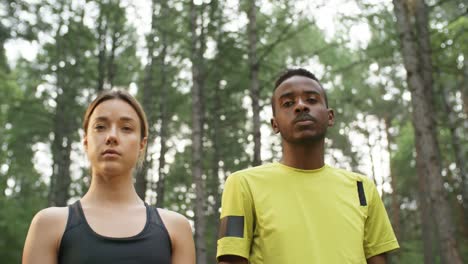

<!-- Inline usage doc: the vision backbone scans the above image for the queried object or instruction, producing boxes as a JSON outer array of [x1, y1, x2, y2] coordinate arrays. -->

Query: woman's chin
[[97, 164, 127, 176]]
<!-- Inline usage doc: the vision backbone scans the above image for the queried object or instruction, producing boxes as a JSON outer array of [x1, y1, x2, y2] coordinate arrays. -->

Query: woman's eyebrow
[[119, 116, 136, 122], [92, 116, 136, 122], [93, 116, 109, 122]]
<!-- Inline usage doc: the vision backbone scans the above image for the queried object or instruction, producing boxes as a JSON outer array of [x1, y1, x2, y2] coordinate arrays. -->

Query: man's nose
[[294, 98, 310, 113]]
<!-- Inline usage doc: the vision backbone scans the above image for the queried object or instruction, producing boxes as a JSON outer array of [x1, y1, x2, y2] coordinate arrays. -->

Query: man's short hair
[[272, 68, 329, 115]]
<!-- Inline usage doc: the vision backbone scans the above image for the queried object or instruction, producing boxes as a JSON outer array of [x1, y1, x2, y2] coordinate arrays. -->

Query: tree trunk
[[208, 2, 224, 261], [96, 4, 107, 92], [247, 0, 261, 166], [135, 151, 149, 201], [107, 0, 121, 90], [392, 0, 463, 263], [463, 54, 468, 116], [155, 107, 168, 207], [365, 129, 377, 186], [155, 3, 169, 207], [442, 87, 468, 233], [135, 0, 160, 202], [210, 58, 222, 264], [0, 38, 9, 72], [107, 29, 117, 89], [417, 163, 435, 264], [190, 2, 207, 263], [384, 117, 400, 263], [208, 78, 222, 263], [50, 94, 73, 206], [384, 118, 399, 237], [48, 5, 73, 207], [414, 0, 433, 104], [134, 73, 151, 201], [461, 50, 468, 217], [210, 93, 222, 261]]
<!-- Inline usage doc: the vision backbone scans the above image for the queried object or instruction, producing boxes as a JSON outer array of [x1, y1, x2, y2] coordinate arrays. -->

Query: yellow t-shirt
[[216, 163, 399, 264]]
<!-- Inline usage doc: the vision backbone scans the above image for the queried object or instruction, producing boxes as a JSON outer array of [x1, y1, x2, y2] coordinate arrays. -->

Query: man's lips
[[293, 114, 316, 124]]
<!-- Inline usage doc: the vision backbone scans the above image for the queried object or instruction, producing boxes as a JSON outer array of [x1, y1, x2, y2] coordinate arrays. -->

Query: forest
[[0, 0, 467, 263]]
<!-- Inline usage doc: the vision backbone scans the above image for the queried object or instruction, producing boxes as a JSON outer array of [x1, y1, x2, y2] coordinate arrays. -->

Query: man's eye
[[282, 101, 294, 107], [307, 98, 317, 103]]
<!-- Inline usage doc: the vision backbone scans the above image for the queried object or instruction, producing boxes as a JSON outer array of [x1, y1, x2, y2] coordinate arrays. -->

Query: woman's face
[[84, 99, 146, 176]]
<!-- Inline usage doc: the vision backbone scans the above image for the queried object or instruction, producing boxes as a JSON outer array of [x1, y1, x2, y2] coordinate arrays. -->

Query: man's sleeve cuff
[[216, 238, 250, 261], [365, 240, 400, 259]]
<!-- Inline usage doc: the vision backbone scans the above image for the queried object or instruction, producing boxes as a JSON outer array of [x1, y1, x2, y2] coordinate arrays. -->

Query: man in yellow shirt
[[217, 68, 399, 264]]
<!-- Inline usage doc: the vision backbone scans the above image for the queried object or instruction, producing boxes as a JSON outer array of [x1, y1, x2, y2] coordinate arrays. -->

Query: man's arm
[[218, 255, 248, 264], [367, 253, 387, 264], [363, 179, 399, 259], [216, 173, 254, 263]]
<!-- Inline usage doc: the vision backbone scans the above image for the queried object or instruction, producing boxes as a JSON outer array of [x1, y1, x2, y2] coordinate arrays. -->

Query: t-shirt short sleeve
[[364, 180, 400, 258], [216, 172, 255, 261]]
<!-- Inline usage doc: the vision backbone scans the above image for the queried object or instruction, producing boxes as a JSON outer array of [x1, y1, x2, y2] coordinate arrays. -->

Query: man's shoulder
[[328, 166, 381, 199], [229, 163, 279, 179], [326, 167, 381, 207], [326, 165, 374, 183]]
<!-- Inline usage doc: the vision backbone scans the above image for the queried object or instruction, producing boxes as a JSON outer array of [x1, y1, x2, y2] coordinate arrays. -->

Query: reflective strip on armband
[[218, 216, 244, 239]]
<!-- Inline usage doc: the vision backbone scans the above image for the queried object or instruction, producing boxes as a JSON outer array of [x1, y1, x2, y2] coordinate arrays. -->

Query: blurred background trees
[[0, 0, 466, 263]]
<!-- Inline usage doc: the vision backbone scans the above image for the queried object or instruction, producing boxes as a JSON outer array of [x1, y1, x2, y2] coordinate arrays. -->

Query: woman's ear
[[83, 135, 88, 150], [140, 137, 148, 152]]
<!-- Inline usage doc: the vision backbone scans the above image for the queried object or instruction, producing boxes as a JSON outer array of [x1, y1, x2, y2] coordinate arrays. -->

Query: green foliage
[[392, 122, 417, 199], [0, 68, 49, 262], [398, 240, 424, 264]]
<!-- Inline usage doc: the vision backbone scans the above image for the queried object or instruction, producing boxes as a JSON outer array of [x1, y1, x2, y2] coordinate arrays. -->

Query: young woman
[[23, 90, 195, 264]]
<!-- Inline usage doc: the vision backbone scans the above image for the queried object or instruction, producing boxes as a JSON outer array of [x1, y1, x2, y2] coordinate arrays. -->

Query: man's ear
[[328, 108, 335, 127], [271, 118, 280, 134]]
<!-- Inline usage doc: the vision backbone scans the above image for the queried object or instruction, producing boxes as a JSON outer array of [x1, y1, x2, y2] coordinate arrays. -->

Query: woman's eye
[[122, 126, 133, 132], [95, 125, 106, 130]]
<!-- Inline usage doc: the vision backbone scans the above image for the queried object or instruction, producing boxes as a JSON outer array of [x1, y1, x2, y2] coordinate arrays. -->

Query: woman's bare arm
[[22, 207, 68, 264], [159, 209, 196, 264]]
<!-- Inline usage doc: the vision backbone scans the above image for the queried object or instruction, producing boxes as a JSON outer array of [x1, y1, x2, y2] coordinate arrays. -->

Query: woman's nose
[[105, 126, 118, 145]]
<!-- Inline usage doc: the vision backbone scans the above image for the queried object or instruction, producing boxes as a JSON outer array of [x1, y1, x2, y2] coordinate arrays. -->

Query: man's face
[[270, 76, 334, 144]]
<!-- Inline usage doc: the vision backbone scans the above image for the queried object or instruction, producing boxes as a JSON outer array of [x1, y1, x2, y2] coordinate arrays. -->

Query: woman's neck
[[82, 171, 143, 207]]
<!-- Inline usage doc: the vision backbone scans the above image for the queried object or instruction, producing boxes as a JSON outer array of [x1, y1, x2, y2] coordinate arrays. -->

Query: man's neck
[[280, 140, 325, 170]]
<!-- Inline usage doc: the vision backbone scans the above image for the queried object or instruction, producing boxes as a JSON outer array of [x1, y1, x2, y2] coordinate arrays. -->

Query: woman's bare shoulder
[[157, 208, 190, 226], [23, 206, 69, 263], [35, 206, 68, 222], [31, 207, 69, 236], [157, 208, 195, 263]]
